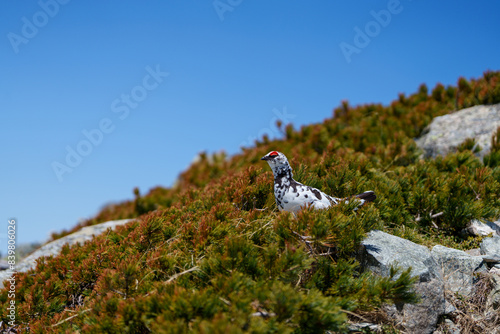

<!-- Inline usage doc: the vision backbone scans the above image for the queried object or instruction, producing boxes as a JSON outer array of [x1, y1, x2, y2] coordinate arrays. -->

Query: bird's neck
[[273, 165, 293, 182]]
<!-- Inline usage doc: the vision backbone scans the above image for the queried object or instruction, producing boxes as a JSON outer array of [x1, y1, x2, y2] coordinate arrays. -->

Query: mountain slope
[[2, 71, 500, 333]]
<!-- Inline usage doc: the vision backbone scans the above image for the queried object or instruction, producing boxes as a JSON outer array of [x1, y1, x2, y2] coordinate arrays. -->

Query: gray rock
[[0, 219, 133, 288], [0, 260, 9, 271], [385, 281, 445, 334], [482, 254, 500, 263], [431, 245, 487, 296], [443, 319, 460, 334], [444, 300, 457, 315], [360, 230, 445, 334], [415, 103, 500, 159], [361, 230, 442, 282], [465, 248, 481, 256], [467, 219, 500, 237], [347, 322, 381, 332], [480, 236, 500, 258], [486, 274, 500, 311]]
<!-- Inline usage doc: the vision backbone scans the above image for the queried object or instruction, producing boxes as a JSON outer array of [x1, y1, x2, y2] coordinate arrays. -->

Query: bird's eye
[[270, 151, 278, 157]]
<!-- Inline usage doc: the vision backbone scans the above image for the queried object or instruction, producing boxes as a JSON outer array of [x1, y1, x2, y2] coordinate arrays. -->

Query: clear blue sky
[[1, 1, 499, 247]]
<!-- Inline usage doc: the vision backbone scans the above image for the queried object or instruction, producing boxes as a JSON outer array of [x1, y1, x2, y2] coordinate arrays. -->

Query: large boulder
[[0, 219, 134, 288], [359, 230, 445, 334], [415, 103, 500, 159]]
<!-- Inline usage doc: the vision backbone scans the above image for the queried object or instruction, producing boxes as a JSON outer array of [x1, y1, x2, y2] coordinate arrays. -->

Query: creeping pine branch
[[415, 211, 443, 229], [251, 311, 276, 318], [317, 250, 336, 256], [291, 230, 315, 254], [164, 266, 200, 284], [52, 309, 91, 327], [291, 230, 336, 257], [144, 266, 201, 297], [456, 167, 483, 200]]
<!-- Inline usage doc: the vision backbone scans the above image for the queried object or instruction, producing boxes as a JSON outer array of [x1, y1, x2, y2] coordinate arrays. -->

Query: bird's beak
[[261, 156, 269, 161]]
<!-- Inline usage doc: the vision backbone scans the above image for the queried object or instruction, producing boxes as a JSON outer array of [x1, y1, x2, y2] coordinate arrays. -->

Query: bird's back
[[278, 179, 340, 213]]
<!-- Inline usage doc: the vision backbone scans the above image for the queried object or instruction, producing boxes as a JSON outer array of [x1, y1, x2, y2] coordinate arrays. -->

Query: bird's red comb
[[269, 151, 279, 156]]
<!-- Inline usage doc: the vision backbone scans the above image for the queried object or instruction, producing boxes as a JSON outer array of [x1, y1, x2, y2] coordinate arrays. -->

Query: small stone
[[444, 300, 457, 315], [444, 319, 460, 334], [480, 237, 500, 258], [467, 219, 499, 237], [486, 275, 500, 310], [465, 248, 481, 256], [482, 255, 500, 263], [348, 322, 381, 332]]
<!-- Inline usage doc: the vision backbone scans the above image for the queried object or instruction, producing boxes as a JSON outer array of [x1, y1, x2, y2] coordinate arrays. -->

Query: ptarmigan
[[261, 151, 376, 213]]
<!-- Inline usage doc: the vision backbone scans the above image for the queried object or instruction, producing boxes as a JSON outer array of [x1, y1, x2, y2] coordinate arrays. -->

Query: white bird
[[261, 151, 376, 213]]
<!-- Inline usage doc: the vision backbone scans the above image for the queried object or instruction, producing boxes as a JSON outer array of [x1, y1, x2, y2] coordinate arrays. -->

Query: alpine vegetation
[[1, 71, 500, 332]]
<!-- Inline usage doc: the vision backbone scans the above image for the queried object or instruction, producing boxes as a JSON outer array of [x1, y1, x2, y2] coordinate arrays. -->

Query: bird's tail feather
[[355, 191, 376, 203]]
